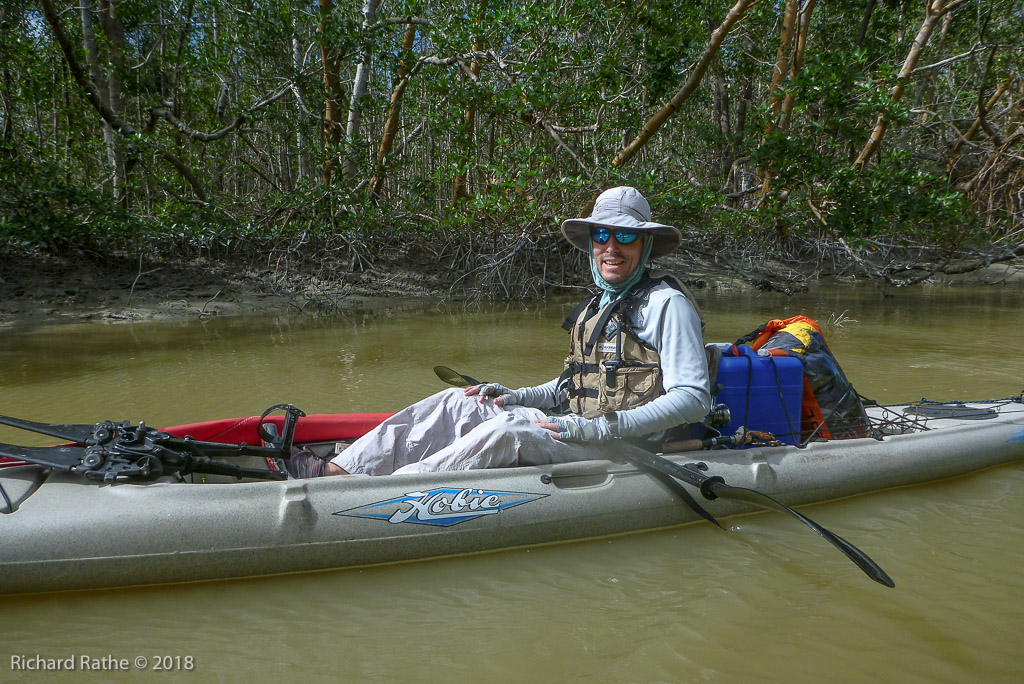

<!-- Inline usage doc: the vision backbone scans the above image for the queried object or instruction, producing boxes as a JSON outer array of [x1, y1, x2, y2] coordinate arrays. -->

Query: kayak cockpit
[[2, 397, 1023, 495]]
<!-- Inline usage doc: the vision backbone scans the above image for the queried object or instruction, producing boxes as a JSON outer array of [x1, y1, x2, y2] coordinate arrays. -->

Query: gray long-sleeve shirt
[[514, 281, 712, 437]]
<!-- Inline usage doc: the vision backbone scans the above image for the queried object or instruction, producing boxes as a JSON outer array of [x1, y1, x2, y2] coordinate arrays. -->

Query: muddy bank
[[0, 247, 451, 327], [2, 245, 1021, 328]]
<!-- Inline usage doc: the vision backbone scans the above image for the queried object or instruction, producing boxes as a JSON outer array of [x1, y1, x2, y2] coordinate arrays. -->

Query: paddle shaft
[[614, 440, 895, 587], [431, 366, 895, 587]]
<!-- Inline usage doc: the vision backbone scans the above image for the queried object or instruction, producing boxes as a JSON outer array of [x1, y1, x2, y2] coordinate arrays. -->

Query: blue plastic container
[[715, 345, 804, 445]]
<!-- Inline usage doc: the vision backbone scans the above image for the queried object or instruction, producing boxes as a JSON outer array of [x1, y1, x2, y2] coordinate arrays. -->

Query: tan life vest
[[559, 272, 703, 419]]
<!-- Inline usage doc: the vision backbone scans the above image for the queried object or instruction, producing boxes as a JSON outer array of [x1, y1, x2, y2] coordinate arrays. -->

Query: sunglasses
[[591, 227, 640, 245]]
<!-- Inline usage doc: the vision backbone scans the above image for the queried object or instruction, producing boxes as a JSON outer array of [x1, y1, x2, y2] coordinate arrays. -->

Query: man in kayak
[[312, 186, 711, 477]]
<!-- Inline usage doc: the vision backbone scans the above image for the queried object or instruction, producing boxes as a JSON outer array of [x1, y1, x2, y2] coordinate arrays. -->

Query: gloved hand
[[474, 383, 521, 407], [547, 414, 614, 442]]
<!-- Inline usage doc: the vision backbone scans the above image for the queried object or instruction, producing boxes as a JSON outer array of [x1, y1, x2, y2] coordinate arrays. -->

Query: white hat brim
[[561, 213, 681, 258]]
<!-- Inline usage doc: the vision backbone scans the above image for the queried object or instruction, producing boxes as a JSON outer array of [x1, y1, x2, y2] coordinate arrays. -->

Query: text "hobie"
[[335, 487, 548, 527], [389, 488, 501, 523]]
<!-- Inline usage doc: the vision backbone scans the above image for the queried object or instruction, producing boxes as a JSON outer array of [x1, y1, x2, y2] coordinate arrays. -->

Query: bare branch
[[911, 43, 989, 76], [855, 0, 972, 168], [614, 0, 765, 168]]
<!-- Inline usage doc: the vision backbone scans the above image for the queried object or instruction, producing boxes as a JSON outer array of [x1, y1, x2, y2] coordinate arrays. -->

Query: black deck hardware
[[0, 405, 306, 483]]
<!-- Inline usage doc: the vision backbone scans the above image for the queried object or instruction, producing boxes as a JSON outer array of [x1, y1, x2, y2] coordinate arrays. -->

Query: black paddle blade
[[433, 366, 480, 387], [0, 442, 88, 471], [613, 442, 894, 587], [0, 414, 98, 444], [710, 482, 896, 588]]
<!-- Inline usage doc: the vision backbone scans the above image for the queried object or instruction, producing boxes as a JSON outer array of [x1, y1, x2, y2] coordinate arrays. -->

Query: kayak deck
[[1, 398, 1023, 595]]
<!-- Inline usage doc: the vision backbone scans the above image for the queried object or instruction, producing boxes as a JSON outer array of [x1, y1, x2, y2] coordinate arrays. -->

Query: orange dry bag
[[735, 316, 869, 440]]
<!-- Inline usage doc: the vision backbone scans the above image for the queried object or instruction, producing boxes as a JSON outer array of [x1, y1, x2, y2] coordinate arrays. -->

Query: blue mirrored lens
[[591, 228, 639, 245]]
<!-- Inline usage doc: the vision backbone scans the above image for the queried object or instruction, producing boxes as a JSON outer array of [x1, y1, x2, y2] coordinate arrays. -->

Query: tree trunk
[[343, 0, 384, 181], [96, 0, 128, 203], [453, 7, 485, 203], [707, 6, 732, 181], [79, 0, 123, 201], [42, 0, 131, 133], [0, 5, 10, 147], [0, 65, 12, 147], [172, 0, 197, 121], [370, 23, 417, 198], [779, 0, 816, 132], [758, 0, 799, 196], [854, 0, 968, 169], [318, 0, 346, 184], [713, 67, 730, 139], [763, 0, 798, 142], [712, 63, 732, 181], [613, 0, 764, 168], [293, 32, 311, 182], [41, 0, 210, 202], [855, 0, 877, 47], [913, 12, 953, 121]]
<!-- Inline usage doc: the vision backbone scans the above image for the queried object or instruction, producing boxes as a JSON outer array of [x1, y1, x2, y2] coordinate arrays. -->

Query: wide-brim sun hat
[[560, 186, 681, 258]]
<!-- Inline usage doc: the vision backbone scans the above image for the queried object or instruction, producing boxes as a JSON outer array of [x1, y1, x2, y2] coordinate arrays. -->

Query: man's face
[[593, 233, 644, 284]]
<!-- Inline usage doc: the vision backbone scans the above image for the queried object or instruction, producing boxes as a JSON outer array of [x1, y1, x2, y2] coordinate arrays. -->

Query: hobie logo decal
[[1011, 428, 1024, 443], [334, 488, 547, 526]]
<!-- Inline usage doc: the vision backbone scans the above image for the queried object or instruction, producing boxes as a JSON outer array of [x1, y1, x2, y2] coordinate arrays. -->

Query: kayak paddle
[[432, 366, 895, 587], [614, 440, 895, 587], [433, 366, 481, 387]]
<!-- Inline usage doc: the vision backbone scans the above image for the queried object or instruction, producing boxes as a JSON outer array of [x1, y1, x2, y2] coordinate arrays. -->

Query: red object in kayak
[[161, 413, 393, 444], [0, 413, 394, 469]]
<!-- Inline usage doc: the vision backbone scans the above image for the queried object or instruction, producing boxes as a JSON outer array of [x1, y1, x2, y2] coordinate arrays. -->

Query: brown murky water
[[2, 284, 1023, 682]]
